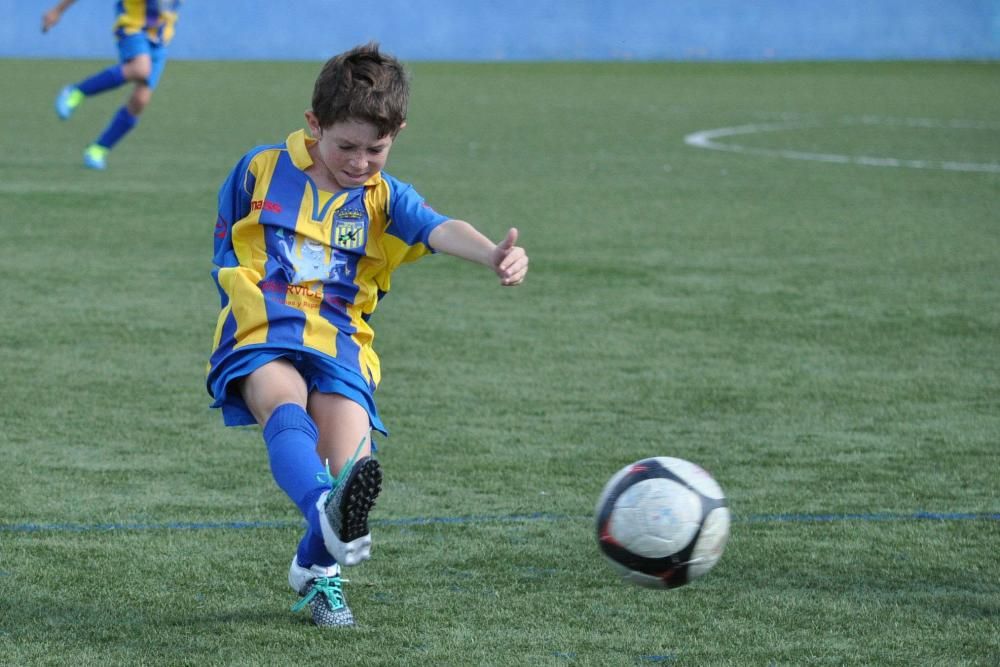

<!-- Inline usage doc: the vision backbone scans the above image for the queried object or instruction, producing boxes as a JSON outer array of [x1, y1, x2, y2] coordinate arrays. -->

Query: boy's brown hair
[[311, 42, 409, 138]]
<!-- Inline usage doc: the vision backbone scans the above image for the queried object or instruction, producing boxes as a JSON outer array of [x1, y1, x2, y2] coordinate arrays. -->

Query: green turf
[[0, 58, 998, 665]]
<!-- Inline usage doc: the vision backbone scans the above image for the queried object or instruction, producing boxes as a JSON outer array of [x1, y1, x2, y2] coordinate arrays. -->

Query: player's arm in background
[[42, 0, 78, 32], [428, 221, 528, 286]]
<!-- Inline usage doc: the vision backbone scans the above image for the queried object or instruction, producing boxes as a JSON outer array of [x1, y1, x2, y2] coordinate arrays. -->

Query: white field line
[[684, 119, 1000, 173]]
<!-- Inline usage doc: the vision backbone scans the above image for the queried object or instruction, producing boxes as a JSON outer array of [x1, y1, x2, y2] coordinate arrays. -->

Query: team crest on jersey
[[333, 208, 366, 250]]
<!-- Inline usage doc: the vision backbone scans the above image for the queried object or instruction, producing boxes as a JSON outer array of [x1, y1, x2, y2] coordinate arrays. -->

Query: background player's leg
[[54, 64, 126, 118], [82, 54, 154, 169], [55, 51, 150, 121]]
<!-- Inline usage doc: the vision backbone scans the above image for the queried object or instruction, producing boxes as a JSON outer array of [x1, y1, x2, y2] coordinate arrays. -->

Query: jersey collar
[[286, 129, 383, 188]]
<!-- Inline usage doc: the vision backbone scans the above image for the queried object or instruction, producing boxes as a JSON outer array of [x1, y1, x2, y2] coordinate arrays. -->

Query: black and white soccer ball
[[595, 457, 730, 589]]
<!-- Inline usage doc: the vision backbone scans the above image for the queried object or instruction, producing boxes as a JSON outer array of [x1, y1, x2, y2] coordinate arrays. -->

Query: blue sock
[[262, 403, 334, 568], [95, 106, 138, 149], [296, 493, 335, 569], [76, 65, 127, 96]]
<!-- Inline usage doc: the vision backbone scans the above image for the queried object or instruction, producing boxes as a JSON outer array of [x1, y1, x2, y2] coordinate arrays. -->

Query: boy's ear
[[304, 110, 320, 135]]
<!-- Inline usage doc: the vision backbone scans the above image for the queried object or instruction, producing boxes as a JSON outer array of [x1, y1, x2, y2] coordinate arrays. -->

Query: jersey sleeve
[[213, 154, 255, 268], [385, 178, 449, 251]]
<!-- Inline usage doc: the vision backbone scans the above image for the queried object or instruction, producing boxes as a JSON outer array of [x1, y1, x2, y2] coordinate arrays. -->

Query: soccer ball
[[595, 457, 730, 589]]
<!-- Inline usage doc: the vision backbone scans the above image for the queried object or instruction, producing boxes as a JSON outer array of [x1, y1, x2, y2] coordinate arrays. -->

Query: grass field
[[1, 58, 998, 665]]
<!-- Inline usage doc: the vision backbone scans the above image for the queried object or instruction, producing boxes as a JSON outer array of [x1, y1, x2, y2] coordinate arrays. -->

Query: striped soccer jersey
[[208, 129, 449, 396], [113, 0, 180, 45]]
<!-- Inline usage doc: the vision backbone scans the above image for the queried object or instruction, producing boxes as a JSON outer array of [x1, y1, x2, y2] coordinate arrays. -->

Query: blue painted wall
[[3, 0, 999, 61]]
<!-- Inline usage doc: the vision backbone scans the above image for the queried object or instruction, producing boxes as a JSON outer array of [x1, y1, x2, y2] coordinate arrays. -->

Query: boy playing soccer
[[207, 43, 529, 627], [42, 0, 181, 169]]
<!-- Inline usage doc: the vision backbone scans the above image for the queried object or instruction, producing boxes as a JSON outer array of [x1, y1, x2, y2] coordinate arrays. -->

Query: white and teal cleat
[[317, 456, 382, 567], [289, 558, 355, 628]]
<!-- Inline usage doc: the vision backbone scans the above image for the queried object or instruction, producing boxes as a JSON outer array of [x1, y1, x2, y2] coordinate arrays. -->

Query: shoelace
[[314, 435, 369, 489], [291, 575, 348, 612]]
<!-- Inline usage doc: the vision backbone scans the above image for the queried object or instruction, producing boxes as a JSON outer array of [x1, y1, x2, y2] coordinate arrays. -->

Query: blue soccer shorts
[[209, 347, 387, 435], [117, 33, 168, 89]]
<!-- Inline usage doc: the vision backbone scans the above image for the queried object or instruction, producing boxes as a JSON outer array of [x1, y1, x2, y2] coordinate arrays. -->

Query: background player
[[42, 0, 181, 169]]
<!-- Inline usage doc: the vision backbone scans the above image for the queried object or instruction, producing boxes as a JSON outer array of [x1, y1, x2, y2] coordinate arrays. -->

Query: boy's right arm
[[429, 221, 528, 287], [42, 0, 77, 33]]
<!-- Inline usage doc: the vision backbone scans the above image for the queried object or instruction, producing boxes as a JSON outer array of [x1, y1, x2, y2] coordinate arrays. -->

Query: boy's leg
[[241, 359, 331, 567], [81, 39, 168, 169], [84, 103, 139, 169], [241, 360, 357, 627], [55, 33, 151, 120], [84, 77, 152, 169], [84, 56, 161, 169], [54, 55, 139, 120], [262, 402, 330, 566], [54, 65, 127, 119], [307, 392, 382, 567], [76, 65, 128, 95]]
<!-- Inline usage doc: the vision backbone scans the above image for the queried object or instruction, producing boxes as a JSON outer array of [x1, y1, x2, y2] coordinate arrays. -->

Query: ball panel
[[654, 457, 726, 499], [686, 507, 731, 581], [594, 463, 633, 517], [608, 478, 701, 558]]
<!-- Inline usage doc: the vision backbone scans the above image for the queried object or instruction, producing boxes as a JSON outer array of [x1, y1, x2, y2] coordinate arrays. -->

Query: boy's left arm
[[428, 220, 528, 286], [42, 0, 76, 32]]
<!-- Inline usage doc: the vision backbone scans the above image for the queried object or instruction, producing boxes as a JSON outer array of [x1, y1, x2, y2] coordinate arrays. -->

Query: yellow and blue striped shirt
[[113, 0, 180, 45], [208, 129, 449, 396]]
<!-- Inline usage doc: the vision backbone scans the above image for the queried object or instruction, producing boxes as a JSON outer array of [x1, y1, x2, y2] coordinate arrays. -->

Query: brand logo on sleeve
[[250, 199, 282, 213]]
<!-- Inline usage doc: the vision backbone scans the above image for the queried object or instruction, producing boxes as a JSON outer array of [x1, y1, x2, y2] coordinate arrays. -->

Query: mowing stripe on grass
[[2, 511, 997, 534]]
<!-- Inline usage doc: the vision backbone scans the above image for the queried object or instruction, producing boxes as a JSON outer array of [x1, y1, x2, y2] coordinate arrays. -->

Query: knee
[[122, 56, 152, 83], [127, 86, 153, 115]]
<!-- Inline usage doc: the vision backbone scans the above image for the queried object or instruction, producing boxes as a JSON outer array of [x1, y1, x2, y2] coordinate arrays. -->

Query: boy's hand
[[491, 227, 528, 286], [42, 1, 75, 32], [42, 9, 62, 32]]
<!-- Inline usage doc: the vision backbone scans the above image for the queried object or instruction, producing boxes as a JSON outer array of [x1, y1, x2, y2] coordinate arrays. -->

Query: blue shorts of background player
[[118, 33, 168, 88], [42, 0, 179, 170]]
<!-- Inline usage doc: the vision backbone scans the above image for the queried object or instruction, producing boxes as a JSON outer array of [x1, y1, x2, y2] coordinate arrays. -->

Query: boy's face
[[305, 112, 397, 189]]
